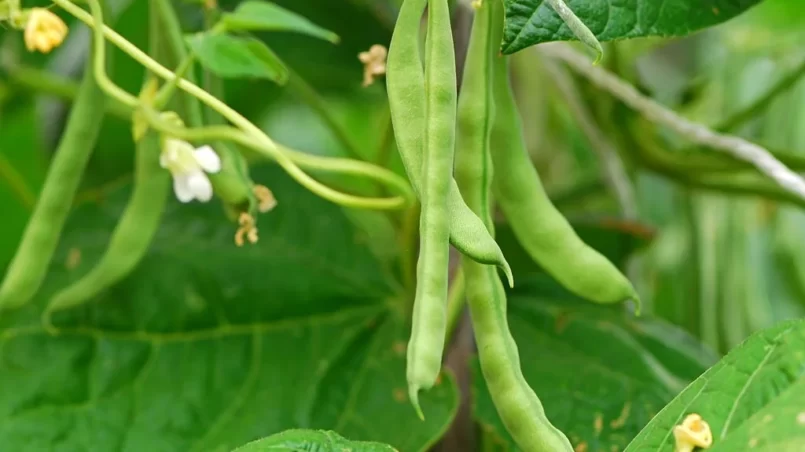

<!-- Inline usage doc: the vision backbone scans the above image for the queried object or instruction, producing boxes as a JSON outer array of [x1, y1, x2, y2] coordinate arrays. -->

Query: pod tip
[[409, 385, 425, 421], [501, 261, 514, 288], [631, 294, 642, 317]]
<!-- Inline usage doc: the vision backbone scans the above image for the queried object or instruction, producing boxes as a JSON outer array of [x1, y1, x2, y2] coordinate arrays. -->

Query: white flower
[[159, 139, 221, 203]]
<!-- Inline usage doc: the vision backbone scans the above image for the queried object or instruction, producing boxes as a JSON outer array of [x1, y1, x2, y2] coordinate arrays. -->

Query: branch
[[540, 43, 805, 201]]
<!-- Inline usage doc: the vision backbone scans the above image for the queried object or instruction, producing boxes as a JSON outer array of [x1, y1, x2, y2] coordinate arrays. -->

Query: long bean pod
[[490, 30, 640, 312], [44, 130, 170, 323], [406, 0, 455, 418], [386, 0, 513, 286], [0, 39, 107, 311], [456, 1, 573, 450], [42, 9, 173, 324]]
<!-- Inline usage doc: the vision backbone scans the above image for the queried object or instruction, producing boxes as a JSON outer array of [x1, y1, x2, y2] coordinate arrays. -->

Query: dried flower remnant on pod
[[254, 184, 277, 213], [359, 44, 388, 87], [235, 212, 259, 247]]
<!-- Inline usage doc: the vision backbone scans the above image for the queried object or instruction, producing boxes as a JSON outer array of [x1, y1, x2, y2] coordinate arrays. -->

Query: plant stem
[[54, 0, 415, 210], [632, 122, 805, 209], [152, 0, 204, 127], [542, 42, 805, 201], [54, 0, 277, 147]]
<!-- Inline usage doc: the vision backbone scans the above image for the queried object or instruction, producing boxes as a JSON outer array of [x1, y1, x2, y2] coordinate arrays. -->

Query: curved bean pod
[[490, 24, 640, 312], [44, 130, 170, 324], [456, 1, 574, 450], [386, 0, 513, 286], [406, 0, 455, 418], [0, 51, 107, 311]]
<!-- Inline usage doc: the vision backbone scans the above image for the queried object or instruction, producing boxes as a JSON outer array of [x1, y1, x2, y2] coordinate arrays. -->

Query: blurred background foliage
[[2, 0, 805, 450]]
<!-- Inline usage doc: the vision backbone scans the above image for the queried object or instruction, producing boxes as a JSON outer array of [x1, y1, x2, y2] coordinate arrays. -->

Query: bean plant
[[1, 0, 804, 451]]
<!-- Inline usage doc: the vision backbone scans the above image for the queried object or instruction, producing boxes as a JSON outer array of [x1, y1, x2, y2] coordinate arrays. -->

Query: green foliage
[[625, 319, 805, 451], [221, 1, 340, 43], [3, 0, 805, 450], [501, 0, 764, 54], [231, 429, 397, 451], [187, 34, 290, 83], [0, 166, 457, 451]]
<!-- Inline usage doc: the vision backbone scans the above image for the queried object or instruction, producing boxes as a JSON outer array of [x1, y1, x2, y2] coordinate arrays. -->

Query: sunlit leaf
[[625, 319, 805, 451], [186, 33, 289, 83], [231, 429, 397, 451], [222, 1, 340, 44], [502, 0, 764, 54]]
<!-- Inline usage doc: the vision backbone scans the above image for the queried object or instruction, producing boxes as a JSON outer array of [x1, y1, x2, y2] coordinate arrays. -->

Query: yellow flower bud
[[673, 413, 713, 452], [24, 8, 68, 54]]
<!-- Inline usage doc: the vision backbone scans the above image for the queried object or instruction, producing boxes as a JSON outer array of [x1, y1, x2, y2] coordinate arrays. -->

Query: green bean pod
[[456, 1, 573, 450], [44, 130, 170, 322], [406, 0, 455, 418], [489, 32, 640, 313], [386, 0, 513, 286], [0, 52, 107, 311]]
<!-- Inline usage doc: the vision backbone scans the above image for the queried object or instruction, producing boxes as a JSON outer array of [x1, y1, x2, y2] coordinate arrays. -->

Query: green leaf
[[222, 1, 340, 44], [473, 293, 718, 451], [625, 319, 805, 451], [709, 377, 805, 451], [186, 33, 289, 83], [0, 165, 457, 452], [231, 429, 397, 451], [501, 0, 764, 54]]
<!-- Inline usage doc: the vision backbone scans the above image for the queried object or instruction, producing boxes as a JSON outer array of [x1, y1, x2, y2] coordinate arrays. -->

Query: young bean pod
[[44, 130, 170, 323], [489, 26, 640, 312], [386, 0, 513, 286], [406, 0, 455, 418], [0, 51, 107, 311], [456, 1, 573, 450]]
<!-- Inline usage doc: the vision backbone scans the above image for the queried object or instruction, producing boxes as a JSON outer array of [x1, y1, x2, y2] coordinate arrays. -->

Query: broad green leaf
[[709, 377, 805, 451], [232, 429, 397, 451], [501, 0, 764, 54], [0, 165, 457, 452], [222, 1, 340, 44], [625, 319, 805, 451], [186, 34, 289, 83], [473, 293, 718, 451]]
